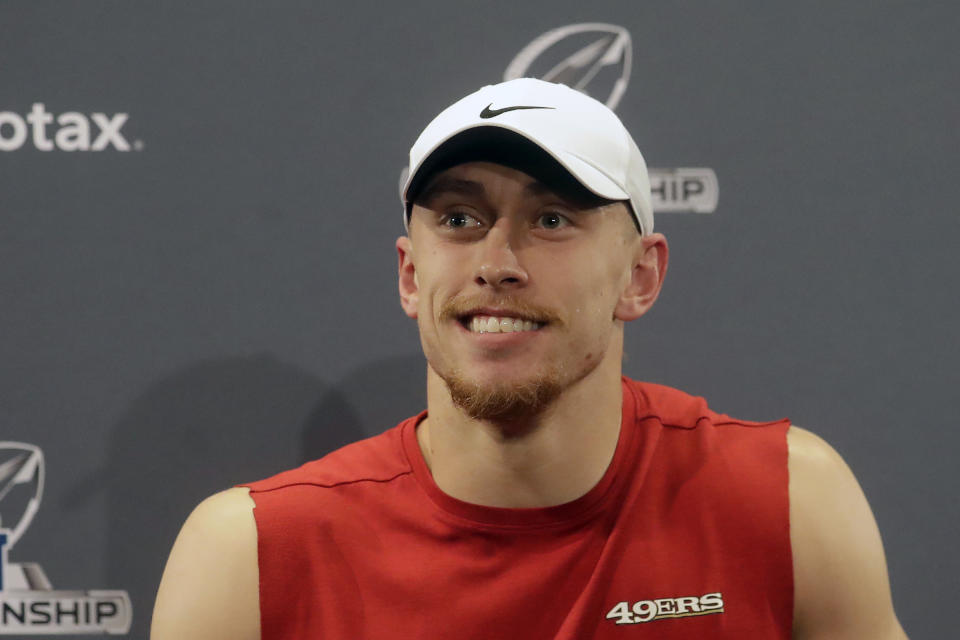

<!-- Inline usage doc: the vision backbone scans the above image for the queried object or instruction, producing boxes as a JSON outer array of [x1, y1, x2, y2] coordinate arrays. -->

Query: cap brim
[[404, 124, 629, 209]]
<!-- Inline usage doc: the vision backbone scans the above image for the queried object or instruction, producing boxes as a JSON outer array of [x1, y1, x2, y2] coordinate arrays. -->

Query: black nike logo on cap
[[479, 103, 555, 119]]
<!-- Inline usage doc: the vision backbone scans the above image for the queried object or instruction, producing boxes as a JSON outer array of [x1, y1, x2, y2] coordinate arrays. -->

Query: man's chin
[[443, 372, 564, 423]]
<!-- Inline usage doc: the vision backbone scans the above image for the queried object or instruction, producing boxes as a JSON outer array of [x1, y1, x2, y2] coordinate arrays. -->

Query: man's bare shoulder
[[150, 488, 259, 640], [787, 426, 908, 640], [179, 486, 256, 526]]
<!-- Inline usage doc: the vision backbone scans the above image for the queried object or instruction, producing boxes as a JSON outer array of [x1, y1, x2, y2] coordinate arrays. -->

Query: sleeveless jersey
[[243, 378, 793, 639]]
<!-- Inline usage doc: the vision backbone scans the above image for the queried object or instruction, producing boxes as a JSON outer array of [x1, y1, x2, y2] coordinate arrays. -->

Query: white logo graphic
[[0, 442, 132, 635], [504, 23, 718, 215], [504, 23, 632, 111], [650, 168, 719, 214], [0, 104, 143, 152], [606, 592, 725, 625]]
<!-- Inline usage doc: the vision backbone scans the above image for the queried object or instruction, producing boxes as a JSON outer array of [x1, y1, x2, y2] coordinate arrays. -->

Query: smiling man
[[151, 79, 907, 639]]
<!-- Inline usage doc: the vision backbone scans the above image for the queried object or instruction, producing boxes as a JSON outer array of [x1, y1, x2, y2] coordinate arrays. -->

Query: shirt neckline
[[400, 378, 642, 530]]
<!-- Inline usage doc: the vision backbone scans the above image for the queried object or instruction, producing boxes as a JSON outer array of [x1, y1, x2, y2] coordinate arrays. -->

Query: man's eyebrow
[[522, 180, 552, 196], [416, 177, 486, 203], [523, 179, 595, 207], [415, 175, 587, 205]]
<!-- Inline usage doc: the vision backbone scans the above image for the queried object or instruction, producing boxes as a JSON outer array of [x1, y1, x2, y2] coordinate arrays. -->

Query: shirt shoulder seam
[[245, 469, 413, 494]]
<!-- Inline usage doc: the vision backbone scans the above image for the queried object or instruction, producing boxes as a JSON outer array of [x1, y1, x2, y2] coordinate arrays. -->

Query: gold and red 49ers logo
[[606, 592, 724, 625]]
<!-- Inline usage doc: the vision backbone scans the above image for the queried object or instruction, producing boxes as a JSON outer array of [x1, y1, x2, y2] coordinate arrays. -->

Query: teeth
[[467, 315, 542, 333]]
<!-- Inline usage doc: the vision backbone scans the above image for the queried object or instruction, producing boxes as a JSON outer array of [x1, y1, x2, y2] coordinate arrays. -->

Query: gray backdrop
[[2, 1, 957, 638]]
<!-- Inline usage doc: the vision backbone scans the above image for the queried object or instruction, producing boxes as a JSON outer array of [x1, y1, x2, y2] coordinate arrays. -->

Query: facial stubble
[[443, 366, 565, 422], [430, 294, 601, 423]]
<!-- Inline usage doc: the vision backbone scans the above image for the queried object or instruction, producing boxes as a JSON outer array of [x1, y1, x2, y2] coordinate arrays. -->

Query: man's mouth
[[459, 314, 546, 334]]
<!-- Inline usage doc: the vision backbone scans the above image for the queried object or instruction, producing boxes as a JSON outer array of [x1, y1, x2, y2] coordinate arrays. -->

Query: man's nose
[[474, 223, 528, 289]]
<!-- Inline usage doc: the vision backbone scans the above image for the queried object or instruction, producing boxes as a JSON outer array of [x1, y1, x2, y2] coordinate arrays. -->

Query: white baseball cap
[[401, 77, 653, 235]]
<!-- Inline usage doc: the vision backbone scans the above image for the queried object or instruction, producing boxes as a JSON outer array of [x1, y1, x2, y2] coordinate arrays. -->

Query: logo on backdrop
[[0, 104, 143, 152], [504, 23, 633, 111], [503, 23, 718, 215], [0, 442, 132, 635]]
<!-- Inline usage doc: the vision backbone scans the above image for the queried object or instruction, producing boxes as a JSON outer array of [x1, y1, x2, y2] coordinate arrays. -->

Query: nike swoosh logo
[[479, 103, 555, 119]]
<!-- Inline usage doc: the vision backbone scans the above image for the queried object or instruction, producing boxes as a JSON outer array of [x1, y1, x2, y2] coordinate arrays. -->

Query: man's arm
[[151, 487, 260, 640], [788, 426, 908, 639]]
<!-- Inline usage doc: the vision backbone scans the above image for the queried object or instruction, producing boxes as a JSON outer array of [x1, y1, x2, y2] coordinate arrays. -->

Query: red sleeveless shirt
[[243, 378, 793, 639]]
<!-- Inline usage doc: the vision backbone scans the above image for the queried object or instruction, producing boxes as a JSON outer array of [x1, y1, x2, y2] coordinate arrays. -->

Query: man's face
[[397, 161, 665, 421]]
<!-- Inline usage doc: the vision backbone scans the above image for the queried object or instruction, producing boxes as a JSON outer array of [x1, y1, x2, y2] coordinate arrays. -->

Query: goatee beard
[[443, 369, 564, 422], [435, 294, 568, 422]]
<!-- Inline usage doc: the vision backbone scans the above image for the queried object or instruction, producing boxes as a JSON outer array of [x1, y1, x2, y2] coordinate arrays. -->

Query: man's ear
[[614, 233, 669, 322], [397, 235, 419, 319]]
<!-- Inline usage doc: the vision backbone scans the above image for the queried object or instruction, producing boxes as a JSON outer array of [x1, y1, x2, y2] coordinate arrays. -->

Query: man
[[151, 78, 907, 639]]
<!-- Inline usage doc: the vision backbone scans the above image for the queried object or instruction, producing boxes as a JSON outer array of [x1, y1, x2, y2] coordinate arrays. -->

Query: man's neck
[[416, 358, 624, 509]]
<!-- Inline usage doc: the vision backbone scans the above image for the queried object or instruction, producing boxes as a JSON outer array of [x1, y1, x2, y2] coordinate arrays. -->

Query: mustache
[[440, 294, 562, 326]]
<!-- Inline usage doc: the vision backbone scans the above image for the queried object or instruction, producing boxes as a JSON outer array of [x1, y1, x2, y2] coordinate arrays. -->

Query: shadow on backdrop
[[65, 354, 355, 640], [299, 353, 427, 464], [63, 352, 428, 639]]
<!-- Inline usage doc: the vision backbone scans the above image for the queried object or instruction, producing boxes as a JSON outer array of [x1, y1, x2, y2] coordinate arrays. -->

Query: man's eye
[[537, 212, 570, 229], [443, 212, 480, 229]]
